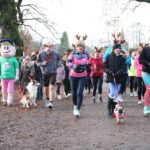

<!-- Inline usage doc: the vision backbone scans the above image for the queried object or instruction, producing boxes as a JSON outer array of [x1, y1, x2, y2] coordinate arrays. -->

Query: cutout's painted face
[[0, 44, 16, 57]]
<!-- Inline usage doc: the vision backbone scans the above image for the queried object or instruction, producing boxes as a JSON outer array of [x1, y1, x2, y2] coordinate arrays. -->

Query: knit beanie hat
[[113, 44, 122, 50]]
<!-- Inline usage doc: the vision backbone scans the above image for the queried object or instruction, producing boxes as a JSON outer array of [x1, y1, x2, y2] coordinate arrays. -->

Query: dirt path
[[0, 84, 150, 150]]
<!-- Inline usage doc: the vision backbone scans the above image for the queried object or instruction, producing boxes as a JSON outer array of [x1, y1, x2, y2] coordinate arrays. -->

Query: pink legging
[[1, 79, 15, 94]]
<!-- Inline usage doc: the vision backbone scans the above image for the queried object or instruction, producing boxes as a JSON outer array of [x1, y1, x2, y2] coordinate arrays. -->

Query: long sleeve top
[[66, 50, 89, 77], [134, 54, 142, 77], [90, 56, 104, 77]]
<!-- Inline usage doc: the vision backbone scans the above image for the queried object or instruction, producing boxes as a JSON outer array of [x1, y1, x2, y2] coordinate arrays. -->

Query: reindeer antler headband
[[112, 32, 125, 45], [72, 34, 88, 49], [75, 34, 88, 41], [94, 46, 103, 52]]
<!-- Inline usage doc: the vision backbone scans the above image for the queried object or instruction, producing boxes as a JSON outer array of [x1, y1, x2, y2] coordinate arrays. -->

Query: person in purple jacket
[[66, 36, 89, 117], [55, 63, 65, 100]]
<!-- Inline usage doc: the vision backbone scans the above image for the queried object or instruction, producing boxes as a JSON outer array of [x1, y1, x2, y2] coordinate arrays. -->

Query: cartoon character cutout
[[0, 39, 19, 106]]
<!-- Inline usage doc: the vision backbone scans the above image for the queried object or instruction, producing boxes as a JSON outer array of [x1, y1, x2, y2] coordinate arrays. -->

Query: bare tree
[[20, 2, 59, 42]]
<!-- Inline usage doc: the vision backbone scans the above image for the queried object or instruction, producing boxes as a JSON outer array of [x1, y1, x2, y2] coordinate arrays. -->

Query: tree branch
[[20, 3, 59, 39], [20, 24, 45, 38], [132, 2, 142, 11], [134, 0, 150, 3]]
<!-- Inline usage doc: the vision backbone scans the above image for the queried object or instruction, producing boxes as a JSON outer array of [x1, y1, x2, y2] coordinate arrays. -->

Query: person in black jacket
[[31, 52, 43, 100], [139, 45, 150, 116], [104, 44, 126, 116], [62, 49, 72, 98]]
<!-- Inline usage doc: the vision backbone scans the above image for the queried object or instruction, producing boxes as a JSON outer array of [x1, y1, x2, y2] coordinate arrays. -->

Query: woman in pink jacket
[[134, 45, 146, 104], [66, 39, 89, 117]]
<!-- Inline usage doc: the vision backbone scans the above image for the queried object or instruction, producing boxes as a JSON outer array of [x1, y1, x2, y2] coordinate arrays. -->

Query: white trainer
[[74, 109, 80, 117], [130, 93, 134, 97], [57, 95, 61, 100], [138, 100, 143, 105], [73, 105, 77, 115], [68, 93, 71, 96], [47, 101, 53, 109], [134, 91, 137, 97], [73, 106, 80, 117]]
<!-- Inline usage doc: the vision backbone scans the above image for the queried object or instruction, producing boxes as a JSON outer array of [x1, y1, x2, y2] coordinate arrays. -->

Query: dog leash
[[112, 73, 120, 105]]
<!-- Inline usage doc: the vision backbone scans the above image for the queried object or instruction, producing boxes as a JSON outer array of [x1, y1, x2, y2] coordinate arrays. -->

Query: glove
[[72, 64, 77, 69], [42, 61, 47, 66], [109, 70, 116, 77], [15, 76, 19, 82], [103, 72, 107, 82], [15, 68, 19, 82], [109, 70, 113, 75]]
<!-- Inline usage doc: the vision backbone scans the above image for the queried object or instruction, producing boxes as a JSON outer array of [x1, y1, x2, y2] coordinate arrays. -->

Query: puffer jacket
[[139, 46, 150, 74], [56, 64, 65, 83], [104, 53, 126, 83]]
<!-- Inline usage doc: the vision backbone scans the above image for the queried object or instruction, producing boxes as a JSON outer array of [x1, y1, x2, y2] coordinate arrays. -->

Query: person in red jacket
[[90, 49, 104, 103]]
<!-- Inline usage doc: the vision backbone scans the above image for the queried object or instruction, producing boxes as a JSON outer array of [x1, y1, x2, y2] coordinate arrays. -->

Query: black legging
[[85, 77, 92, 94], [56, 82, 61, 95], [136, 77, 146, 100], [91, 76, 103, 97], [129, 76, 137, 93], [119, 74, 127, 95], [63, 78, 71, 95]]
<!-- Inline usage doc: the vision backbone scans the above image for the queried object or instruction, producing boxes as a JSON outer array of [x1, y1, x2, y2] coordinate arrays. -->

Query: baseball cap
[[43, 40, 54, 47]]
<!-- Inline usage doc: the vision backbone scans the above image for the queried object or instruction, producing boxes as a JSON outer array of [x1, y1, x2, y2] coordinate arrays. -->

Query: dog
[[20, 80, 40, 108], [113, 104, 126, 124]]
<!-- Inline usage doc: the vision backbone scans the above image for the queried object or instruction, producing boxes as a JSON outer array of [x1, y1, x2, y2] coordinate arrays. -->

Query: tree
[[0, 0, 23, 46], [58, 31, 69, 56]]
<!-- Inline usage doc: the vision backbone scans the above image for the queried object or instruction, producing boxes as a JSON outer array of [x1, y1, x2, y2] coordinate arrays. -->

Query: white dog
[[20, 80, 40, 108], [113, 104, 126, 124]]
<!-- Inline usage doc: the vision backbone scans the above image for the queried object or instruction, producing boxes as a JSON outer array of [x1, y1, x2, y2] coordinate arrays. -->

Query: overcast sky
[[22, 0, 150, 47]]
